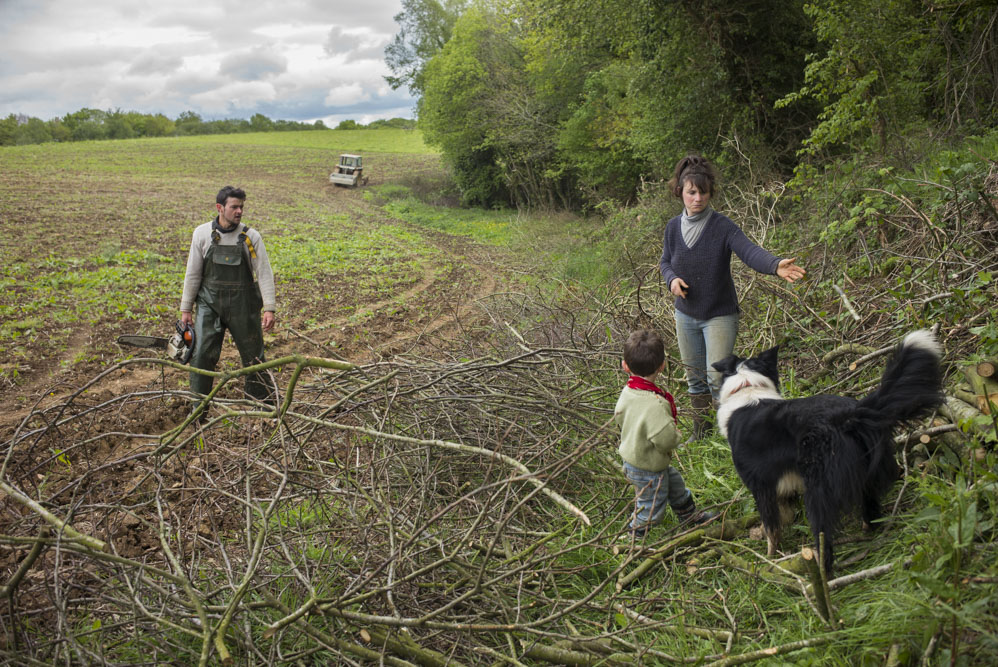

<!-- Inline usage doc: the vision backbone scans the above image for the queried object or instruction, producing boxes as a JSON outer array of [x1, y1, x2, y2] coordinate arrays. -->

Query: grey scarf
[[681, 208, 712, 248]]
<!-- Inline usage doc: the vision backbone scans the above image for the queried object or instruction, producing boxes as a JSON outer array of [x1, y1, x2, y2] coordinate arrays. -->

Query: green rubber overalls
[[189, 226, 275, 404]]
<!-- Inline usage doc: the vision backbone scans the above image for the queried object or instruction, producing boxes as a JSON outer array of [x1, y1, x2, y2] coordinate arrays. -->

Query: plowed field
[[0, 132, 499, 428]]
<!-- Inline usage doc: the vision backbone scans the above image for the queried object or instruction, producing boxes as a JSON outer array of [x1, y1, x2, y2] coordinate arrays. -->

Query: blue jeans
[[675, 311, 739, 400], [623, 462, 692, 530]]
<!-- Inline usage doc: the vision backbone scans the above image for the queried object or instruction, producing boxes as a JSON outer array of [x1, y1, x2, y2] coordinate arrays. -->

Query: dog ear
[[755, 346, 781, 389], [758, 345, 779, 365], [712, 355, 739, 376]]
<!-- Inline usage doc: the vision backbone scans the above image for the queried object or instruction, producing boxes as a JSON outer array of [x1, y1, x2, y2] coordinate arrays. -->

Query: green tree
[[175, 110, 203, 135], [528, 0, 817, 192], [420, 4, 582, 207], [47, 118, 71, 142], [554, 60, 649, 202], [106, 109, 136, 140], [124, 111, 147, 136], [336, 119, 360, 130], [928, 1, 998, 127], [145, 114, 176, 137], [419, 7, 514, 206], [63, 108, 108, 141], [776, 0, 931, 161], [778, 0, 998, 169], [0, 114, 18, 146], [249, 113, 274, 132], [386, 0, 469, 96], [15, 117, 53, 145]]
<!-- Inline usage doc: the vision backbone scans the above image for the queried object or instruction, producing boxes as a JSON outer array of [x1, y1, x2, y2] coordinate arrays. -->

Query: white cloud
[[324, 83, 370, 107], [191, 81, 279, 114], [127, 52, 186, 77], [323, 26, 391, 62], [219, 46, 288, 81], [0, 0, 414, 122]]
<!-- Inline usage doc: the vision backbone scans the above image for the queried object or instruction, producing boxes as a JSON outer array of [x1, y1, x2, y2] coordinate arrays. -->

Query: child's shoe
[[678, 508, 717, 525], [672, 496, 717, 525], [629, 523, 650, 539]]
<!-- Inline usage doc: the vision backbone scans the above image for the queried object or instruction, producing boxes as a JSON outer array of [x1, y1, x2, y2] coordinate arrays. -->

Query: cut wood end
[[919, 434, 932, 444], [848, 362, 858, 371], [801, 546, 816, 561], [977, 361, 995, 378]]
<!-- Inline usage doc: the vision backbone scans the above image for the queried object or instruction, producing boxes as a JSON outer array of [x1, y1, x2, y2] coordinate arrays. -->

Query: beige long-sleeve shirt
[[180, 220, 276, 313], [614, 387, 680, 472]]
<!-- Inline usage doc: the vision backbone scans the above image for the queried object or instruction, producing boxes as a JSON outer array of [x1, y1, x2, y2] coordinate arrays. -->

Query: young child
[[615, 329, 717, 537]]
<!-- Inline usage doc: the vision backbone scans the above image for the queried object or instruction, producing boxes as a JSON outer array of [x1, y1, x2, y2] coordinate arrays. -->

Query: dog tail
[[857, 329, 944, 425]]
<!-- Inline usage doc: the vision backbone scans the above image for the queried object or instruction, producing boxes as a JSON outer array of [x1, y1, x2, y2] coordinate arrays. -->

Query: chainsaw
[[117, 320, 196, 364]]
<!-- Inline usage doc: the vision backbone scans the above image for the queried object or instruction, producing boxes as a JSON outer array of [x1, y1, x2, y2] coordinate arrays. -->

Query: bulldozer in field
[[329, 154, 368, 187]]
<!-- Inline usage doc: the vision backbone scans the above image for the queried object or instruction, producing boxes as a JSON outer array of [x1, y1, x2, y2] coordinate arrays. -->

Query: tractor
[[329, 154, 368, 187]]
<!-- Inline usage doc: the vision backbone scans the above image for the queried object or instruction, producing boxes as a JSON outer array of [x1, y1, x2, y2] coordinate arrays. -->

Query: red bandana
[[627, 376, 677, 423]]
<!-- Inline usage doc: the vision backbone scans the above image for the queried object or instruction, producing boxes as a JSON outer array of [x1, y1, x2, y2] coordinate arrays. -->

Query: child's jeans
[[623, 462, 692, 530]]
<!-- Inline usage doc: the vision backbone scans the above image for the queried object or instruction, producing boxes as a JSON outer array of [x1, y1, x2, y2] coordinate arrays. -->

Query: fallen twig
[[616, 514, 757, 590], [704, 635, 839, 666]]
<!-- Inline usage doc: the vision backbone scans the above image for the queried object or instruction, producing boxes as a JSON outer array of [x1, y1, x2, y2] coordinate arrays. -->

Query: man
[[180, 185, 277, 404]]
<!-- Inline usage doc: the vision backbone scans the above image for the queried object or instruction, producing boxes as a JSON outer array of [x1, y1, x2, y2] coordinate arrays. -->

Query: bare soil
[[1, 166, 502, 436], [0, 153, 515, 655]]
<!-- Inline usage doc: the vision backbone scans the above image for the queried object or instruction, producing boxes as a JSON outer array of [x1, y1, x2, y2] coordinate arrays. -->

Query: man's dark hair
[[216, 185, 247, 206], [667, 154, 718, 199], [624, 329, 665, 377]]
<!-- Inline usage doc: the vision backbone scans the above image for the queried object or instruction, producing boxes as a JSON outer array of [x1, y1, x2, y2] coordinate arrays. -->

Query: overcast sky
[[0, 0, 416, 125]]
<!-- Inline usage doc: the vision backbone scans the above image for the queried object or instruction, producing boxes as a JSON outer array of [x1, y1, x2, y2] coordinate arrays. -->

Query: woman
[[659, 155, 805, 440]]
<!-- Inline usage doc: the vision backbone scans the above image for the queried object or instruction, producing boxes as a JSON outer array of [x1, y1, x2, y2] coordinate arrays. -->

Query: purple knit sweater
[[659, 211, 782, 320]]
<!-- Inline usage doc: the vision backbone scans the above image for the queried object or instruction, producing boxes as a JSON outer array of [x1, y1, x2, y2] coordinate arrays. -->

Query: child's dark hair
[[667, 155, 718, 198], [624, 329, 665, 377]]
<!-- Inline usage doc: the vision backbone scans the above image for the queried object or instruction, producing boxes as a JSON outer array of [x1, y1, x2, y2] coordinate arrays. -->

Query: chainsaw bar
[[117, 335, 170, 349], [117, 321, 195, 364]]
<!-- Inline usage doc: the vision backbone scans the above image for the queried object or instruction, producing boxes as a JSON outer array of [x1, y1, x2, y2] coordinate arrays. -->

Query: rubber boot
[[684, 393, 714, 444], [246, 370, 278, 407]]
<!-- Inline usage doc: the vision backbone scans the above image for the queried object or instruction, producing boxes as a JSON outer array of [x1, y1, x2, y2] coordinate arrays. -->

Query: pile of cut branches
[[0, 340, 746, 665]]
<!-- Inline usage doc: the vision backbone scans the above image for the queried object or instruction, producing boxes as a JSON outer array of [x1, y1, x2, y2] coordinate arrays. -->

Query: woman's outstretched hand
[[777, 258, 806, 283]]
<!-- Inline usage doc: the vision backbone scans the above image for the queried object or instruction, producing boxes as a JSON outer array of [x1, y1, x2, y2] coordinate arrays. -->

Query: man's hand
[[776, 258, 806, 283], [670, 277, 689, 298], [181, 310, 193, 326], [262, 311, 276, 332]]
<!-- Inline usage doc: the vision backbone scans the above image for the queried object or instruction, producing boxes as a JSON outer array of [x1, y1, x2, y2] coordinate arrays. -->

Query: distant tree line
[[0, 108, 413, 147], [336, 118, 417, 130], [386, 0, 998, 208]]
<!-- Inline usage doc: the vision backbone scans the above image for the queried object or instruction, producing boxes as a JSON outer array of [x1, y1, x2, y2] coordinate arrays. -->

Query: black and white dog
[[712, 330, 943, 573]]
